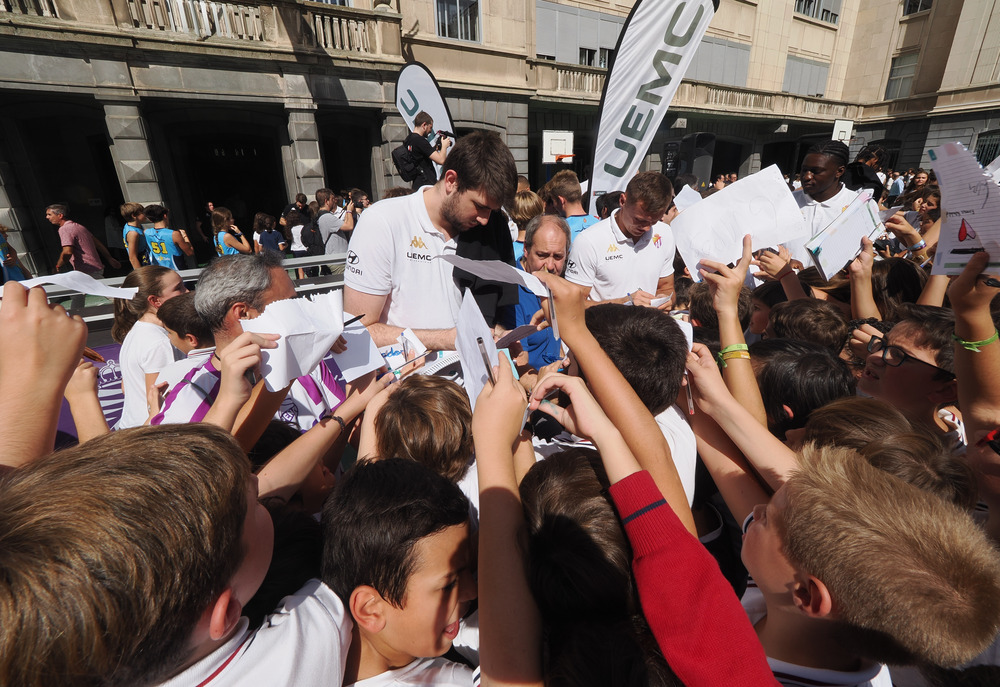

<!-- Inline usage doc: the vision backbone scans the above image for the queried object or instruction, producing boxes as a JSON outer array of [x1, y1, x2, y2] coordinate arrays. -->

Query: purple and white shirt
[[151, 357, 346, 431]]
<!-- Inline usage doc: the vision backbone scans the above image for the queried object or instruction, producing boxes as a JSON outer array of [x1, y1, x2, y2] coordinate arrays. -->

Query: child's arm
[[529, 371, 778, 685], [0, 282, 87, 468], [686, 343, 798, 490], [699, 234, 767, 425], [258, 371, 392, 501], [64, 360, 109, 443], [534, 272, 696, 535], [473, 361, 543, 687], [847, 237, 882, 320], [609, 470, 780, 686], [949, 252, 1000, 541], [753, 246, 810, 301], [528, 373, 641, 483], [356, 381, 398, 461], [173, 229, 195, 257], [201, 332, 288, 452], [917, 273, 950, 308]]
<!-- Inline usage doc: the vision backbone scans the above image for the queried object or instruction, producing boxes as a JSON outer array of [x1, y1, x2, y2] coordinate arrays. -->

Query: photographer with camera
[[406, 111, 452, 189]]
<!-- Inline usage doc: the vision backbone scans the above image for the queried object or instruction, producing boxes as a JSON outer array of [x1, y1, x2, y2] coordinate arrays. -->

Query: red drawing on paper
[[959, 219, 977, 241]]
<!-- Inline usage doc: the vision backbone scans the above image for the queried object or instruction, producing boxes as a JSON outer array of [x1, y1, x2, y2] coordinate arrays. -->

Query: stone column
[[102, 101, 163, 205], [286, 108, 325, 196]]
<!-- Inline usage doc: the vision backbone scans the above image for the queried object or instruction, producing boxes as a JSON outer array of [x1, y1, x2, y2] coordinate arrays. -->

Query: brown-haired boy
[[742, 444, 1000, 683], [0, 424, 356, 687]]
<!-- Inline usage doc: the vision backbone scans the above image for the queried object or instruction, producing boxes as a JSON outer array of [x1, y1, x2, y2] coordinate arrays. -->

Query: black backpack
[[392, 141, 421, 182], [301, 212, 326, 256]]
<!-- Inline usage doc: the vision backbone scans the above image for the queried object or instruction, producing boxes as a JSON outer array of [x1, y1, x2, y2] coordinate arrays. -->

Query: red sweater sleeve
[[608, 471, 778, 687]]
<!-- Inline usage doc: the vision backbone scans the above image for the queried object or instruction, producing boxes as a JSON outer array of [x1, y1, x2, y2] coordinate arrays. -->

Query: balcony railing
[[301, 4, 370, 52], [128, 0, 263, 40], [0, 0, 58, 16]]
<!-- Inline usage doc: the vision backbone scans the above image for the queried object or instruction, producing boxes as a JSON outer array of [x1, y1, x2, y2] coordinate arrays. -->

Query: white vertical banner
[[395, 62, 456, 177], [588, 0, 717, 208]]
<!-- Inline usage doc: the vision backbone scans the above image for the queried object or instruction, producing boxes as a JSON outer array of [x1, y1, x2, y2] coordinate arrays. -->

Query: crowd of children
[[1, 138, 1000, 687]]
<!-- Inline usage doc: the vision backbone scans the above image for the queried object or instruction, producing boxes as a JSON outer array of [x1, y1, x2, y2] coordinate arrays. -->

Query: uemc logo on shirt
[[346, 250, 363, 276], [407, 236, 432, 262], [605, 243, 623, 261]]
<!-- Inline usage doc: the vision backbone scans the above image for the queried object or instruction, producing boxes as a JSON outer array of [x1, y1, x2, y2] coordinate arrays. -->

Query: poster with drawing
[[929, 142, 1000, 276]]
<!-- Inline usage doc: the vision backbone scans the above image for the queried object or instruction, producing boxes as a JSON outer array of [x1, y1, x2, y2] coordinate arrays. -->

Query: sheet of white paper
[[676, 320, 694, 352], [12, 272, 138, 300], [437, 255, 547, 297], [671, 165, 808, 282], [332, 314, 384, 383], [400, 328, 427, 357], [673, 185, 703, 213], [378, 343, 409, 371], [804, 193, 882, 280], [455, 290, 499, 411], [240, 292, 344, 392], [496, 324, 540, 348], [878, 205, 904, 223], [929, 142, 1000, 276]]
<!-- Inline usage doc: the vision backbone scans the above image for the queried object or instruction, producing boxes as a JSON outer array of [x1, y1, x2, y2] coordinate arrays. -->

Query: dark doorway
[[762, 141, 797, 176], [175, 131, 286, 235], [14, 110, 124, 273], [710, 139, 744, 180], [316, 110, 377, 200]]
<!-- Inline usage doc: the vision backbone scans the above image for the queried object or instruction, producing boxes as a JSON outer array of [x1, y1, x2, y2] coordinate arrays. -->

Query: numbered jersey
[[215, 230, 242, 256], [144, 226, 184, 269], [122, 224, 149, 266]]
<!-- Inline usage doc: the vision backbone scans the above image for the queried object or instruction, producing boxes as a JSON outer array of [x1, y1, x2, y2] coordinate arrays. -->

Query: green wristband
[[953, 330, 999, 353]]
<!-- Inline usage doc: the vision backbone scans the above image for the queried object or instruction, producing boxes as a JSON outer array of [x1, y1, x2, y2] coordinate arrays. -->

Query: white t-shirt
[[345, 187, 462, 330], [157, 579, 352, 687], [348, 657, 474, 687], [564, 210, 675, 301], [156, 347, 215, 391], [740, 585, 892, 687], [290, 224, 307, 252], [655, 404, 697, 507], [117, 321, 182, 429], [783, 184, 860, 266]]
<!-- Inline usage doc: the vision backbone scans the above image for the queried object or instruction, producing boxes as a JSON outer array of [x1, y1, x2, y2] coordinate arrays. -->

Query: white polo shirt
[[345, 188, 461, 330], [564, 209, 675, 302], [783, 184, 860, 266]]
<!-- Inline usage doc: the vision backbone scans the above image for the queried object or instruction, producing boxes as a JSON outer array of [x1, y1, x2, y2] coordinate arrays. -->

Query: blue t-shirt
[[0, 233, 25, 283], [513, 240, 524, 264], [566, 214, 599, 242], [216, 230, 242, 256], [144, 227, 185, 269], [514, 264, 562, 370], [122, 224, 149, 265]]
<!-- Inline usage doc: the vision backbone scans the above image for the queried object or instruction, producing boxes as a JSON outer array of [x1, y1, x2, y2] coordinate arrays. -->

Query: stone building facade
[[0, 0, 995, 274]]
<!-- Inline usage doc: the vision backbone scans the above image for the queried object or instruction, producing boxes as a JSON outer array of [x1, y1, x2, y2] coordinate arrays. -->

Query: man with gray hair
[[152, 252, 346, 437], [513, 213, 570, 369]]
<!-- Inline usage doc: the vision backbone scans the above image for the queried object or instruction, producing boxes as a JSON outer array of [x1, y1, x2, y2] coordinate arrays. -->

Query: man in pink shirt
[[45, 203, 119, 276]]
